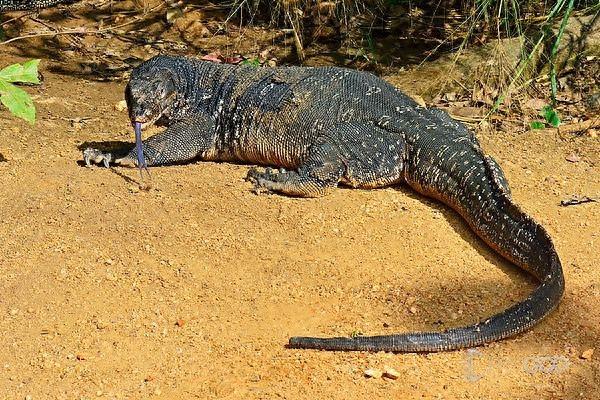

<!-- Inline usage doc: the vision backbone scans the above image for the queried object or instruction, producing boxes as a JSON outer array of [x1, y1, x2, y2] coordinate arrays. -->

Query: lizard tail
[[288, 221, 563, 351], [288, 152, 564, 352]]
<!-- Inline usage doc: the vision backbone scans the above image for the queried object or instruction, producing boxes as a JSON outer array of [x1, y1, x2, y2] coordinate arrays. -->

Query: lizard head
[[125, 67, 178, 128]]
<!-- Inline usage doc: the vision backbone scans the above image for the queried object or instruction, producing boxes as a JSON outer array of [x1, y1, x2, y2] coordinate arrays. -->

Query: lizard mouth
[[132, 113, 161, 129], [129, 91, 177, 129]]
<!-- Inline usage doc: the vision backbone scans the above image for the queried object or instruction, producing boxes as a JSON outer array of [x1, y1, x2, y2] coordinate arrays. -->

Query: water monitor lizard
[[86, 55, 565, 352], [0, 0, 77, 11]]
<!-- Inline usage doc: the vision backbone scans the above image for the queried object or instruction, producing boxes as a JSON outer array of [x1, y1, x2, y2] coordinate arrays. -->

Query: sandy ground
[[0, 48, 599, 399]]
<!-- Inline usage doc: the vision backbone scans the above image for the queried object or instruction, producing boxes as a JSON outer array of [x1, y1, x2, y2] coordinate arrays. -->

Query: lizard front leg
[[85, 113, 217, 168]]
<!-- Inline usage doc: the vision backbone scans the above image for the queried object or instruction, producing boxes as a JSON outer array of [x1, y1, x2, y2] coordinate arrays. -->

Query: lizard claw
[[83, 148, 113, 168], [245, 167, 261, 184], [246, 167, 278, 194], [246, 167, 279, 181], [251, 181, 273, 195]]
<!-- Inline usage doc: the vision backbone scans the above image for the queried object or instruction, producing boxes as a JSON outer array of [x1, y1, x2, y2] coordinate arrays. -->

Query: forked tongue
[[134, 121, 151, 184]]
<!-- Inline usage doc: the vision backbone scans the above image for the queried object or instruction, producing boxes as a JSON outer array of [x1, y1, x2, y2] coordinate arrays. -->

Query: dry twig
[[0, 2, 164, 45]]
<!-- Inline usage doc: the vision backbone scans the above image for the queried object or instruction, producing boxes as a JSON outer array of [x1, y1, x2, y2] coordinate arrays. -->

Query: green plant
[[481, 0, 583, 117], [241, 58, 261, 67], [530, 105, 561, 129], [349, 329, 363, 338], [0, 59, 40, 124], [549, 0, 575, 106]]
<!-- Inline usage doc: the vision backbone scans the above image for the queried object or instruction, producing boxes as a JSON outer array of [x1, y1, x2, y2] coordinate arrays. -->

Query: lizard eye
[[154, 71, 176, 100]]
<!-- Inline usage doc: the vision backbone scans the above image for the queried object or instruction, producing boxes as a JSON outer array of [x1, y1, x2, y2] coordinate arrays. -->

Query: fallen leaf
[[411, 94, 426, 107], [201, 52, 223, 63], [224, 56, 244, 65], [524, 98, 547, 111], [448, 106, 485, 119]]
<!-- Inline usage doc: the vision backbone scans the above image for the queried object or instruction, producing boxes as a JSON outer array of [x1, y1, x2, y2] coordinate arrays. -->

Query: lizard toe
[[82, 148, 113, 168], [245, 167, 261, 183], [251, 181, 273, 195], [246, 167, 277, 183], [114, 155, 137, 167]]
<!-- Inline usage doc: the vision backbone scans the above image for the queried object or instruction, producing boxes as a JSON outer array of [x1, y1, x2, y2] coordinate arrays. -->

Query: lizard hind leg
[[246, 122, 406, 197], [247, 137, 345, 197], [336, 122, 405, 189]]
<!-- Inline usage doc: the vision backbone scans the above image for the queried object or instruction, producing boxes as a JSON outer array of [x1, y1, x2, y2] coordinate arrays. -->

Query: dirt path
[[0, 52, 598, 399]]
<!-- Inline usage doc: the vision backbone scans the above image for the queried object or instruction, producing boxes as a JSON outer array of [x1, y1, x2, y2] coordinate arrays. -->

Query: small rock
[[175, 319, 185, 327], [94, 319, 107, 330], [383, 366, 400, 380], [364, 368, 383, 379], [580, 348, 594, 360], [409, 306, 417, 314], [9, 309, 18, 316], [586, 129, 598, 138], [153, 388, 162, 396], [128, 186, 140, 194], [25, 396, 33, 400], [114, 100, 127, 112], [565, 154, 581, 163], [96, 390, 103, 397]]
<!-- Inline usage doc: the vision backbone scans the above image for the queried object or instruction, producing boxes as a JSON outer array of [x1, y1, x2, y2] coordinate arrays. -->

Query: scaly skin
[[90, 55, 564, 352], [0, 0, 76, 11]]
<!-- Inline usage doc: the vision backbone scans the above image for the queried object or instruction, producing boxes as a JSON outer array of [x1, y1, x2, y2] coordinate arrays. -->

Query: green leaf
[[0, 59, 41, 84], [541, 105, 561, 127], [0, 80, 36, 124], [21, 59, 41, 83], [242, 58, 260, 67], [530, 121, 545, 129]]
